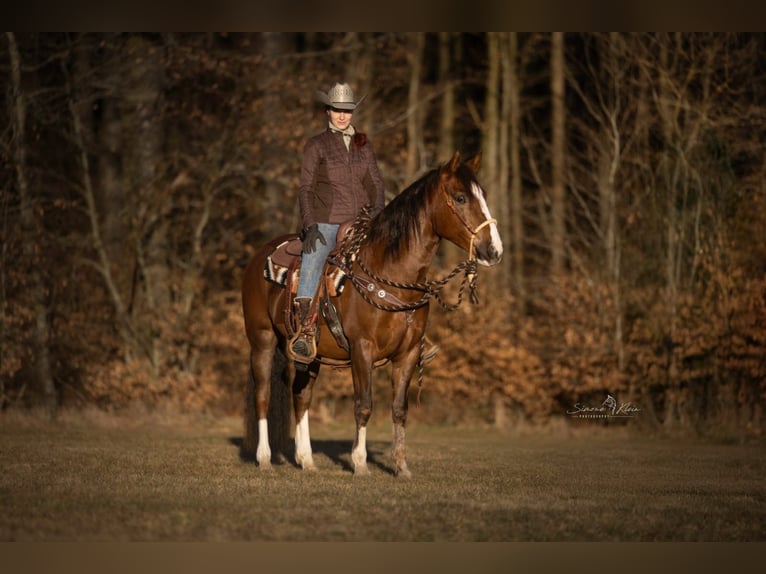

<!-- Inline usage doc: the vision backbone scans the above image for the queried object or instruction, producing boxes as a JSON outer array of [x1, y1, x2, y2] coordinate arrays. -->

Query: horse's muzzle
[[476, 243, 503, 267]]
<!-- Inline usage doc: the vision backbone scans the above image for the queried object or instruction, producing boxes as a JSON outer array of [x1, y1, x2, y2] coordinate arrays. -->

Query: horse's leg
[[350, 340, 374, 476], [250, 330, 277, 470], [292, 360, 320, 471], [391, 352, 418, 479]]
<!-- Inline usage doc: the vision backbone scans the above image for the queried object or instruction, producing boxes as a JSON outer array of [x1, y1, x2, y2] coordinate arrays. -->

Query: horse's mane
[[366, 168, 439, 261]]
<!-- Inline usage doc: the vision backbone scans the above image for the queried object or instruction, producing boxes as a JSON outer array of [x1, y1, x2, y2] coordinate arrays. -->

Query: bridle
[[442, 187, 497, 272]]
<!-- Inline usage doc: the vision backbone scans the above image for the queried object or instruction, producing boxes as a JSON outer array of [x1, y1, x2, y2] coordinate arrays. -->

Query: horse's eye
[[455, 194, 467, 205]]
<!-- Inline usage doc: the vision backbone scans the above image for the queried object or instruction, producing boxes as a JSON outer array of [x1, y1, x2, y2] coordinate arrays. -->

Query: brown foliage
[[66, 290, 243, 413], [424, 274, 626, 423], [628, 257, 766, 432], [426, 293, 552, 422]]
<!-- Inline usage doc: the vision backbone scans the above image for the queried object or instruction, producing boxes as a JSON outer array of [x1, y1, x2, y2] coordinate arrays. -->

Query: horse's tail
[[267, 345, 292, 459], [243, 351, 259, 458]]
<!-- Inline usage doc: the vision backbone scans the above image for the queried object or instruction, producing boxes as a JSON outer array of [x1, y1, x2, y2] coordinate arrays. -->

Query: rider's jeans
[[297, 223, 339, 299]]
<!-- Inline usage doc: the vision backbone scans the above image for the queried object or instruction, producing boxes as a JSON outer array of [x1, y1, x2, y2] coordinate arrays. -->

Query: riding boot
[[421, 336, 440, 366], [290, 296, 317, 362]]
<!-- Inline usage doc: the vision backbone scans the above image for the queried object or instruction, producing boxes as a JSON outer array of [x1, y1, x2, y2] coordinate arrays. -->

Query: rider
[[291, 82, 439, 365], [290, 82, 385, 361]]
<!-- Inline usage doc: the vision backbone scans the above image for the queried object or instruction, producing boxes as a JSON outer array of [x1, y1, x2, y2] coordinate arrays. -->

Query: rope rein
[[332, 206, 486, 313], [354, 256, 479, 311]]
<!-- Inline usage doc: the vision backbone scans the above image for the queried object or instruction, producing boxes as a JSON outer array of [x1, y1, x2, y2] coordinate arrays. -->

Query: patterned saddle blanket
[[263, 236, 347, 296]]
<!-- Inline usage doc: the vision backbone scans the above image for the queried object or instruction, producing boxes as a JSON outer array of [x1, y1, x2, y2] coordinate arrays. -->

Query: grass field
[[1, 410, 764, 541]]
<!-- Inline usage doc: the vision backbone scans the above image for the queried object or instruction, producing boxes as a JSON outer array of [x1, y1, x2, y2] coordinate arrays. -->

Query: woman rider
[[290, 82, 437, 365]]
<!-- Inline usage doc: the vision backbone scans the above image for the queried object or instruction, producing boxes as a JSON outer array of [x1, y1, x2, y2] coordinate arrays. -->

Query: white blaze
[[471, 182, 503, 262]]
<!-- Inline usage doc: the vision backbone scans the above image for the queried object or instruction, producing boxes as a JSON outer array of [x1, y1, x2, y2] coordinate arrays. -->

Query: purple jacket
[[298, 128, 386, 229]]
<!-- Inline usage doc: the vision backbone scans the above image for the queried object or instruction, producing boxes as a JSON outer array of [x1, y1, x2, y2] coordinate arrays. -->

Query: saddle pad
[[325, 266, 347, 297], [263, 238, 299, 287], [264, 256, 293, 287], [263, 239, 347, 296]]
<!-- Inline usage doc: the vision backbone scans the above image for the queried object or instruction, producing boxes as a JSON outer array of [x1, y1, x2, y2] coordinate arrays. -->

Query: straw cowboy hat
[[315, 82, 367, 111]]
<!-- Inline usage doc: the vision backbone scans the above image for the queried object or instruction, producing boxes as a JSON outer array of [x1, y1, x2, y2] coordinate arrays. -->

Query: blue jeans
[[297, 223, 338, 299]]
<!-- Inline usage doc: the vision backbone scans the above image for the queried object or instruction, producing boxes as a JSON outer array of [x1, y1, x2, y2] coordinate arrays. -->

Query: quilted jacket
[[298, 127, 386, 229]]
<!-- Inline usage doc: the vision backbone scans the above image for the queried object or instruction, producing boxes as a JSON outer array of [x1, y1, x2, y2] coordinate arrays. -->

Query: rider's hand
[[301, 224, 327, 254]]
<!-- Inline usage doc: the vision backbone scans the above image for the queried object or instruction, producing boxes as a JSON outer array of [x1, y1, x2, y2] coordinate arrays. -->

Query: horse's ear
[[467, 152, 481, 173], [445, 151, 461, 174]]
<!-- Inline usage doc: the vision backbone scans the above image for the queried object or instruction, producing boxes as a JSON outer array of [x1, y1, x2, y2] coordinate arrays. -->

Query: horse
[[241, 151, 503, 477]]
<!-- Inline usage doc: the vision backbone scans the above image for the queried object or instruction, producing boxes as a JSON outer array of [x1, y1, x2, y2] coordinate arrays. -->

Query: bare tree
[[437, 32, 456, 163], [507, 32, 525, 311], [344, 33, 376, 136], [566, 33, 638, 374], [405, 33, 425, 180], [484, 33, 500, 197], [638, 33, 730, 429], [550, 32, 567, 277], [435, 32, 464, 267], [6, 32, 56, 411], [64, 46, 146, 367], [484, 33, 515, 293]]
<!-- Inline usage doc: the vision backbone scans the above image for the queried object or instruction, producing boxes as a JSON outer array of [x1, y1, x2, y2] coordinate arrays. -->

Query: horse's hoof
[[395, 467, 412, 479], [258, 462, 273, 471], [302, 462, 318, 472], [353, 465, 372, 477]]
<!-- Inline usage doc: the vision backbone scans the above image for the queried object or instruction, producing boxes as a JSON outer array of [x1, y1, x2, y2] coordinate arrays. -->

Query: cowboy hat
[[314, 82, 366, 111]]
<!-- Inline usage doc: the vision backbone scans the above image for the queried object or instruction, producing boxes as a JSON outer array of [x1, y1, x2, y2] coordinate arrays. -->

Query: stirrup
[[290, 335, 316, 363], [288, 312, 318, 364]]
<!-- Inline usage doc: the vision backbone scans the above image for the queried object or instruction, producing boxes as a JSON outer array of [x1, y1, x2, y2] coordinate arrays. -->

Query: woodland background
[[2, 32, 764, 436]]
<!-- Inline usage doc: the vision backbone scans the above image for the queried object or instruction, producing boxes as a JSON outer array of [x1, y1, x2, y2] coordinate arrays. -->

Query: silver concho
[[377, 289, 386, 298]]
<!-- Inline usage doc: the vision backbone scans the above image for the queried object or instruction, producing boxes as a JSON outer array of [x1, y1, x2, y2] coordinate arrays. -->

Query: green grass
[[1, 411, 764, 541]]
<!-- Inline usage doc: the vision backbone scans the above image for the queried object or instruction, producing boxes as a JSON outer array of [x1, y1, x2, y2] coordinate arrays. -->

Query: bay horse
[[241, 151, 503, 477]]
